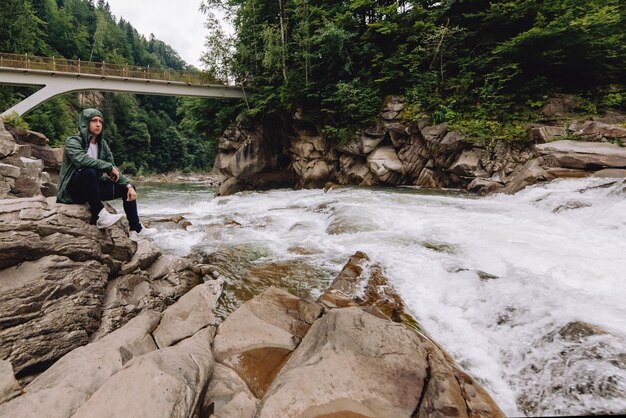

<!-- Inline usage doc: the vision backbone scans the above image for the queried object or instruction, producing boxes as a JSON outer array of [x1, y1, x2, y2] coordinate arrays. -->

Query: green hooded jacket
[[56, 108, 129, 203]]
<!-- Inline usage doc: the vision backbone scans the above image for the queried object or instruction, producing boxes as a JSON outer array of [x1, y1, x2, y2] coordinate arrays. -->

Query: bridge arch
[[0, 53, 245, 117]]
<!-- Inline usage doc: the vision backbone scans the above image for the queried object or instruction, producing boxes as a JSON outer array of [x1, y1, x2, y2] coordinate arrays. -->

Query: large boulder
[[570, 121, 626, 142], [449, 148, 487, 178], [289, 134, 333, 188], [366, 145, 404, 184], [72, 327, 215, 418], [213, 121, 295, 195], [336, 154, 375, 185], [259, 306, 505, 418], [501, 157, 555, 194], [0, 255, 109, 375], [4, 125, 49, 147], [0, 312, 161, 418], [152, 279, 222, 348], [528, 125, 568, 143], [258, 306, 429, 417], [0, 121, 16, 159]]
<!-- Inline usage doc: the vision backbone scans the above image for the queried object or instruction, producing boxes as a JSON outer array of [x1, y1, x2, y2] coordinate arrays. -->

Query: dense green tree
[[0, 0, 45, 54], [201, 0, 626, 134]]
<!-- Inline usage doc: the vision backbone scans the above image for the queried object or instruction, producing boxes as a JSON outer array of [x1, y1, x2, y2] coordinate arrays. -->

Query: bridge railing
[[0, 52, 223, 86]]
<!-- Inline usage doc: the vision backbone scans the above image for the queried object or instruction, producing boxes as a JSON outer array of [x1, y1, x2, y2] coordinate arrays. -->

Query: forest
[[0, 0, 237, 174], [203, 0, 625, 143], [1, 0, 625, 173]]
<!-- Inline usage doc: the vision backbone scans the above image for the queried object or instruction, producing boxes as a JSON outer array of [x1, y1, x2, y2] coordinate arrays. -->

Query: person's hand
[[127, 185, 137, 201], [109, 166, 120, 182]]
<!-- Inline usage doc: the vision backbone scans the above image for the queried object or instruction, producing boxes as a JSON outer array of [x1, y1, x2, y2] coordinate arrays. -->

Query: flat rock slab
[[536, 140, 626, 168], [119, 239, 161, 275]]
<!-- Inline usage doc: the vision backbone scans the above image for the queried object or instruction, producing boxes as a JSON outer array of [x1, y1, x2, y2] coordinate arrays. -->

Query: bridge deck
[[0, 53, 245, 116]]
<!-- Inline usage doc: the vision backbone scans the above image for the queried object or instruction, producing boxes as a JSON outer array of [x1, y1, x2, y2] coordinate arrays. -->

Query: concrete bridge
[[0, 53, 245, 117]]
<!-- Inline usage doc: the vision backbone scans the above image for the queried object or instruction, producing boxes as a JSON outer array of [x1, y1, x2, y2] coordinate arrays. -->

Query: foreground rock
[[206, 253, 505, 418], [0, 195, 203, 383], [1, 246, 504, 417], [0, 279, 222, 418]]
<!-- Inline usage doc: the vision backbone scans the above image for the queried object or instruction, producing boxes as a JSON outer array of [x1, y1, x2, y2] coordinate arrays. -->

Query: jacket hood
[[78, 108, 104, 142]]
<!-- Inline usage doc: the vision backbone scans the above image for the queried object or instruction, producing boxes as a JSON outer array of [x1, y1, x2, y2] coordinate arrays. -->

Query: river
[[115, 177, 626, 416]]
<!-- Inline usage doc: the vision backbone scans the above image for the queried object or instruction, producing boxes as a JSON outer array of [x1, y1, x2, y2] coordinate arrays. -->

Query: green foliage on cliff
[[0, 0, 229, 174], [202, 0, 626, 140]]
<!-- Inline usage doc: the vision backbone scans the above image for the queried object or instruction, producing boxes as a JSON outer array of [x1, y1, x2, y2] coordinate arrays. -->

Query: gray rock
[[0, 312, 160, 418], [4, 125, 49, 146], [367, 145, 404, 184], [536, 140, 626, 169], [72, 327, 215, 418], [467, 178, 504, 194], [361, 133, 386, 154], [541, 95, 580, 117], [119, 239, 161, 275], [0, 163, 20, 179], [501, 158, 554, 194], [201, 363, 259, 418], [336, 154, 375, 186], [0, 360, 21, 404], [528, 125, 568, 143], [0, 120, 16, 159], [19, 157, 44, 178], [153, 279, 222, 348], [0, 255, 110, 374], [259, 307, 505, 418], [421, 123, 448, 143], [591, 168, 626, 178], [571, 121, 626, 141], [449, 149, 485, 177], [146, 254, 188, 280]]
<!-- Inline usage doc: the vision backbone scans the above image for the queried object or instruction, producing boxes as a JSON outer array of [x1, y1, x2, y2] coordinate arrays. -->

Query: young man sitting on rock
[[56, 108, 156, 241]]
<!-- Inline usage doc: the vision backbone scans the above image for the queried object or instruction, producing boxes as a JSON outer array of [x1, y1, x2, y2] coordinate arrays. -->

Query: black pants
[[68, 168, 141, 232]]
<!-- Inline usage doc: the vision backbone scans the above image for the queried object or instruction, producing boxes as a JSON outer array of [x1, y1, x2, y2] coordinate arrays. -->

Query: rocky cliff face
[[0, 120, 60, 199], [214, 98, 626, 196]]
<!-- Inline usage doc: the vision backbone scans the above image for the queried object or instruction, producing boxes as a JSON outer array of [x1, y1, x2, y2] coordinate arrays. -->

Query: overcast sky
[[105, 0, 207, 69]]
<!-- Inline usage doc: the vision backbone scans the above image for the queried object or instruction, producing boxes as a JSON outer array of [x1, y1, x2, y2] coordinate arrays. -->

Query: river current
[[117, 177, 626, 416]]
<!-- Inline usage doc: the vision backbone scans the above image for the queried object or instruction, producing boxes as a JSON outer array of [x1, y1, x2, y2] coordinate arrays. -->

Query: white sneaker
[[96, 208, 124, 229], [129, 224, 157, 241]]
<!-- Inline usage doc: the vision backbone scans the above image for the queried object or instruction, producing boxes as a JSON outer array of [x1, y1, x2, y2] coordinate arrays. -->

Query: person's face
[[89, 116, 103, 136]]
